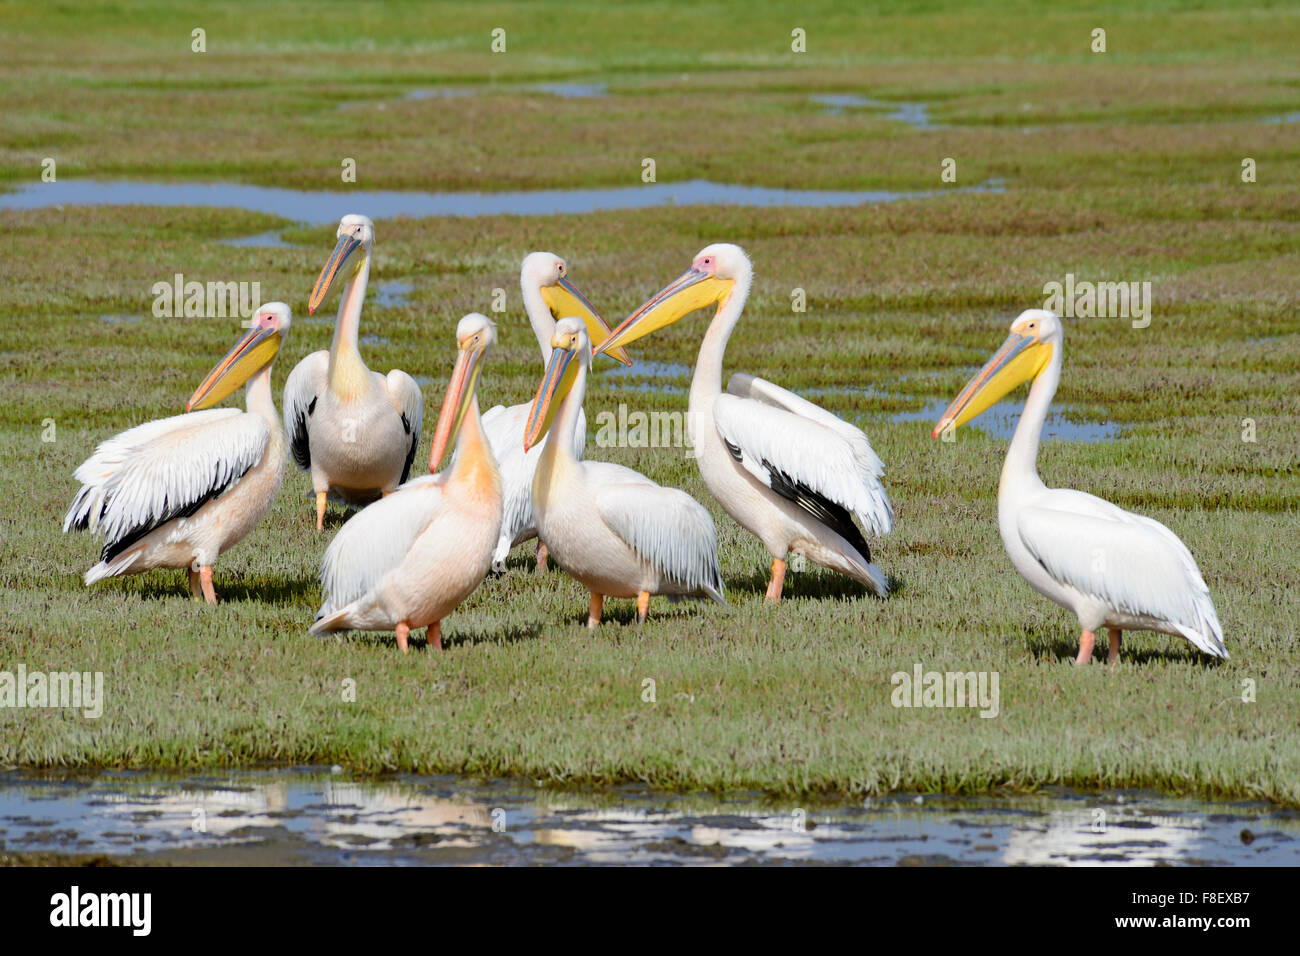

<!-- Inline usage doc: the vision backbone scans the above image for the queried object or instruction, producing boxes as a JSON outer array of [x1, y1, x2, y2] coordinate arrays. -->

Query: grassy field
[[1, 1, 1298, 806]]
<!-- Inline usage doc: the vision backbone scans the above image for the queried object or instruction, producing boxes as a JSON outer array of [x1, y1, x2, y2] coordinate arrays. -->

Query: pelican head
[[187, 303, 292, 411], [523, 317, 590, 452], [430, 313, 497, 471], [309, 213, 374, 314], [521, 251, 631, 366], [932, 309, 1060, 439], [594, 243, 749, 356]]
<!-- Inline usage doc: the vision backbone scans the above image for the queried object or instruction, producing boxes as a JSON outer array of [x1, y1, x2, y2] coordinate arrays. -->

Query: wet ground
[[1, 768, 1293, 866]]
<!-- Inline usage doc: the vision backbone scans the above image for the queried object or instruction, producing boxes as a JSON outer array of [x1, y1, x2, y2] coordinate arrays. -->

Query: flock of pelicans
[[64, 214, 1228, 663]]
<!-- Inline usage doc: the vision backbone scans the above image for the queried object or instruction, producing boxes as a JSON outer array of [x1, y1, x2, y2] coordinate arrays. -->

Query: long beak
[[594, 268, 731, 357], [429, 344, 486, 471], [186, 324, 282, 411], [523, 346, 578, 452], [308, 234, 362, 315], [539, 276, 632, 366], [932, 332, 1052, 439]]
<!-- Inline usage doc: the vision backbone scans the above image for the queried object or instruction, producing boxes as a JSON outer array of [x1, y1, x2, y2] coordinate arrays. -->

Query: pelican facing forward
[[525, 318, 724, 627], [64, 304, 294, 603], [933, 309, 1227, 664], [481, 251, 631, 573], [284, 214, 423, 530], [310, 314, 503, 651], [596, 243, 893, 602]]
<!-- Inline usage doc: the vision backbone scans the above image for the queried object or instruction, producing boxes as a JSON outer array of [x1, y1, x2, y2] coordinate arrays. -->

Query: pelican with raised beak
[[310, 314, 503, 651], [283, 214, 423, 529]]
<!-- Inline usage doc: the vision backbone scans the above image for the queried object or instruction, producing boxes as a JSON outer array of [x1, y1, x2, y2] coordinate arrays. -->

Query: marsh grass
[[0, 1, 1296, 804]]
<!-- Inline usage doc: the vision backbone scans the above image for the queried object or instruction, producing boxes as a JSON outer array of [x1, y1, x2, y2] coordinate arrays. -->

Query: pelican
[[524, 318, 724, 626], [283, 214, 423, 530], [310, 314, 503, 652], [64, 303, 293, 603], [932, 309, 1227, 664], [595, 243, 894, 603], [480, 251, 631, 573]]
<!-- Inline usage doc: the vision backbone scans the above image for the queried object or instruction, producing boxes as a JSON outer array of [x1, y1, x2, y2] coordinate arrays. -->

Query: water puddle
[[1262, 112, 1300, 124], [371, 280, 413, 308], [603, 360, 691, 394], [0, 769, 1292, 865], [892, 396, 1120, 443], [811, 94, 935, 129], [219, 230, 294, 248], [98, 314, 142, 325], [0, 178, 1004, 225]]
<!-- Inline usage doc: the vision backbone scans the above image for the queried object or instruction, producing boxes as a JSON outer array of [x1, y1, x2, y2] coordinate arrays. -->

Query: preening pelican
[[310, 314, 503, 651], [595, 243, 894, 602], [480, 251, 631, 572], [525, 318, 724, 626], [932, 309, 1227, 664], [64, 303, 293, 603], [283, 214, 423, 530]]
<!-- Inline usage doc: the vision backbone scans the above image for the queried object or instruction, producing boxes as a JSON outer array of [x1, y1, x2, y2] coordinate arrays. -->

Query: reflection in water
[[0, 770, 1294, 866], [0, 179, 1006, 225]]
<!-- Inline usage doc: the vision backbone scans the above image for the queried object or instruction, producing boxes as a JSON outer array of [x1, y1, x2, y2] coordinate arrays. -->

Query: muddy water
[[0, 769, 1293, 866]]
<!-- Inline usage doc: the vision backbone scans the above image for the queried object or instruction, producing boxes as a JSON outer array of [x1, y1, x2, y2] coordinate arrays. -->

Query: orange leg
[[636, 591, 650, 624], [536, 542, 549, 574], [1075, 630, 1096, 665], [587, 593, 603, 629], [765, 558, 787, 603], [1108, 628, 1122, 666], [188, 568, 202, 601], [395, 622, 410, 653], [427, 621, 442, 651], [199, 566, 217, 605], [315, 491, 328, 531]]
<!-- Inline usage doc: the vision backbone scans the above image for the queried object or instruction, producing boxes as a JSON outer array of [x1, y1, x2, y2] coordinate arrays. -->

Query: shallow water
[[0, 178, 1004, 225], [811, 94, 935, 129], [893, 396, 1120, 443], [219, 230, 294, 248], [0, 768, 1292, 866]]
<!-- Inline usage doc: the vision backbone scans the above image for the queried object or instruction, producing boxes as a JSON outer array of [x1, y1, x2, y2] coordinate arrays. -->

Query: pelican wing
[[482, 402, 585, 547], [714, 374, 894, 548], [1016, 496, 1226, 657], [316, 474, 446, 618], [385, 369, 424, 484], [591, 463, 725, 602], [64, 409, 269, 560], [283, 350, 328, 471]]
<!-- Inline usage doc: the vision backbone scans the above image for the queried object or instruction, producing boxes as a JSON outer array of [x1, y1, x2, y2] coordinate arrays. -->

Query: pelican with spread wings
[[932, 309, 1227, 664], [283, 214, 423, 530], [64, 303, 294, 603], [595, 243, 893, 602]]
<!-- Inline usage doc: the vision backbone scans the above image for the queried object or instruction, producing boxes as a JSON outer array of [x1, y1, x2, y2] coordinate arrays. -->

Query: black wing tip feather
[[399, 413, 417, 485], [762, 458, 873, 566], [100, 463, 255, 562], [289, 396, 316, 471]]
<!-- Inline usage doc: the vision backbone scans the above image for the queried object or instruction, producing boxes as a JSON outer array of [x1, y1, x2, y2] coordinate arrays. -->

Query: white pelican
[[524, 318, 724, 626], [283, 214, 423, 530], [64, 303, 294, 603], [932, 309, 1227, 664], [594, 243, 894, 603], [480, 251, 630, 573], [310, 313, 503, 652]]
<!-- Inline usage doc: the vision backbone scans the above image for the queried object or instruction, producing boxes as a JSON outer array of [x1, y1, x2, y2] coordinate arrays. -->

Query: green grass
[[0, 1, 1298, 806]]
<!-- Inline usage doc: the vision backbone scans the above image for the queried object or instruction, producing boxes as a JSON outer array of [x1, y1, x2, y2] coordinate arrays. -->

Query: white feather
[[64, 408, 268, 546], [282, 350, 328, 469], [715, 373, 894, 536], [1016, 490, 1226, 658], [315, 473, 446, 619], [589, 462, 725, 602], [385, 368, 424, 479]]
